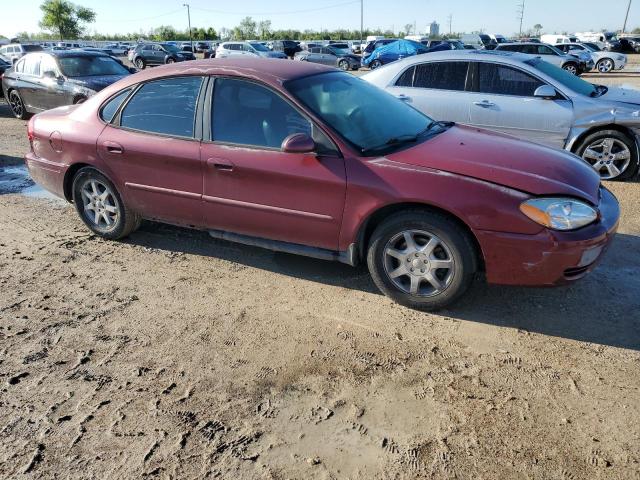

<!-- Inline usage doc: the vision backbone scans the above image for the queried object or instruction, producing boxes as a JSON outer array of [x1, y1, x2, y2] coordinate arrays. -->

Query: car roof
[[115, 57, 337, 87], [377, 49, 538, 66], [45, 50, 110, 58]]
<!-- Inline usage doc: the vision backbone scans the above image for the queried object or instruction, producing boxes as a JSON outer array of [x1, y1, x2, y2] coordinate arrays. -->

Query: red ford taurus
[[24, 59, 619, 309]]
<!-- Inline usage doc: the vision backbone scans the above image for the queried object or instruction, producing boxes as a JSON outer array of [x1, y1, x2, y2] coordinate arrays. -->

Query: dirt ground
[[1, 63, 639, 479]]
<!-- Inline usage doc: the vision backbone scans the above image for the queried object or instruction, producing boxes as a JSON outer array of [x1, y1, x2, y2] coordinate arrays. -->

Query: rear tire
[[563, 62, 578, 75], [134, 57, 146, 69], [366, 210, 478, 311], [72, 167, 141, 240], [370, 60, 382, 70], [8, 90, 29, 120]]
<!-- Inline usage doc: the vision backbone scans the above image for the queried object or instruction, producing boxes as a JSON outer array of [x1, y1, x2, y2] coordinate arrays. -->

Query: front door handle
[[103, 141, 124, 154], [396, 94, 412, 102], [473, 100, 496, 108]]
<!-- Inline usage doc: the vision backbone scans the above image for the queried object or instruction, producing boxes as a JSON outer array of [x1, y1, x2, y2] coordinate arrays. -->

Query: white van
[[575, 32, 618, 49], [405, 35, 429, 43], [541, 34, 576, 45]]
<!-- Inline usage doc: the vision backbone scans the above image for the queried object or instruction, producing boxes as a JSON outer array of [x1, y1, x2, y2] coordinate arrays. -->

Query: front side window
[[413, 62, 468, 91], [120, 77, 203, 138], [212, 78, 311, 149], [14, 59, 25, 73], [478, 63, 543, 96]]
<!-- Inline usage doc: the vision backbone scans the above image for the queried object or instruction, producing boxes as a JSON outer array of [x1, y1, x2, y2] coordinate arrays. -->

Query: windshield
[[249, 42, 270, 52], [58, 55, 129, 77], [526, 58, 598, 97], [162, 44, 180, 53], [605, 33, 618, 41], [328, 46, 350, 55], [286, 72, 434, 155], [479, 35, 492, 45], [584, 42, 601, 51]]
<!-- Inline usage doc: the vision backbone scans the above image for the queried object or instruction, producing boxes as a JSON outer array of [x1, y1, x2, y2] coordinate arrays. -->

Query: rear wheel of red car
[[370, 60, 382, 70], [135, 57, 146, 69], [367, 211, 477, 311], [72, 168, 141, 240], [8, 90, 29, 120], [576, 129, 639, 181]]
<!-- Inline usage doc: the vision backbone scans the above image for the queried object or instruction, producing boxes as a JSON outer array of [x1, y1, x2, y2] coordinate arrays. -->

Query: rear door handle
[[396, 94, 412, 102], [473, 100, 496, 108], [207, 157, 235, 172], [103, 141, 124, 154]]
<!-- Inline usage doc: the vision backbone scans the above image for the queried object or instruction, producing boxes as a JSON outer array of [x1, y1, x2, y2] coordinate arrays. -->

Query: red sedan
[[24, 59, 619, 309]]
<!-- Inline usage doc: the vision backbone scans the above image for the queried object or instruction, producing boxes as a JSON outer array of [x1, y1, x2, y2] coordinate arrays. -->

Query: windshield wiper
[[361, 122, 454, 155], [426, 120, 455, 130]]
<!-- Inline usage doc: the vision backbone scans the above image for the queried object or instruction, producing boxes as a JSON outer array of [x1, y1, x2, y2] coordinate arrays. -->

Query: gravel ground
[[0, 64, 639, 479]]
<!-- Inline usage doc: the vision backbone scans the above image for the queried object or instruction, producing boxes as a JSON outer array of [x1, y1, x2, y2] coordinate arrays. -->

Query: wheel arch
[[569, 124, 639, 155], [353, 202, 485, 271], [63, 163, 93, 202]]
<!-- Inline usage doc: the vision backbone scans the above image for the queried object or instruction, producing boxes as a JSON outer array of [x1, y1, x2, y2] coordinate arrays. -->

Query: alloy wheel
[[383, 230, 455, 297], [8, 91, 24, 118], [338, 60, 349, 71], [80, 179, 120, 230], [597, 59, 613, 73], [563, 64, 578, 75], [135, 58, 145, 69], [581, 138, 631, 180]]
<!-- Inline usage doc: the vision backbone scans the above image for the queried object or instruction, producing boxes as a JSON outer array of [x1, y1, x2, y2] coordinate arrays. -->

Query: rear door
[[200, 77, 346, 250], [386, 61, 472, 123], [96, 76, 205, 227], [467, 61, 573, 147]]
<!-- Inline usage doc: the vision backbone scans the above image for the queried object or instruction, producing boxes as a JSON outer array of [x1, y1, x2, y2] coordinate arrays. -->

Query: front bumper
[[476, 187, 620, 286]]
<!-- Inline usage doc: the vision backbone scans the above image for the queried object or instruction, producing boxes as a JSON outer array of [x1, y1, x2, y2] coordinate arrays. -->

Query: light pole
[[360, 0, 363, 52], [183, 3, 193, 53], [623, 0, 632, 33]]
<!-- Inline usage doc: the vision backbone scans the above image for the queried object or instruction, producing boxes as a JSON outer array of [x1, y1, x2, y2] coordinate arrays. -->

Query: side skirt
[[208, 229, 358, 267]]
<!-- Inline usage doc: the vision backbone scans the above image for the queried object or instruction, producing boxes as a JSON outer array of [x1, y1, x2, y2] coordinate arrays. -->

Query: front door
[[468, 62, 574, 148], [96, 76, 205, 227], [200, 77, 346, 250]]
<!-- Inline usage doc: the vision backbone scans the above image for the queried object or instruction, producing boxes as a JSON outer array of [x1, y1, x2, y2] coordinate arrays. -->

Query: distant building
[[430, 21, 440, 37]]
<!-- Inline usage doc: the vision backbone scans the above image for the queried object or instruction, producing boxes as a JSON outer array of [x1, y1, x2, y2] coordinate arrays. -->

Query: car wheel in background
[[370, 60, 382, 70], [563, 62, 578, 75], [166, 57, 175, 64], [596, 58, 614, 73], [72, 167, 141, 240], [8, 90, 29, 120], [367, 210, 478, 310], [576, 129, 639, 181], [73, 96, 86, 105], [338, 59, 349, 71], [134, 57, 146, 69]]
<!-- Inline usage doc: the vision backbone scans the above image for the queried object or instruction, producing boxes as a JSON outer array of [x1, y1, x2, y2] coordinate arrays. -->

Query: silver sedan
[[363, 50, 640, 180]]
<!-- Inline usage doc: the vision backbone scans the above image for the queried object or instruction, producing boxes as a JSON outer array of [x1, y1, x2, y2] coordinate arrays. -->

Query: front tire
[[134, 57, 146, 69], [370, 59, 382, 70], [338, 59, 349, 71], [8, 90, 29, 120], [596, 58, 614, 73], [72, 168, 141, 240], [576, 129, 639, 181], [166, 57, 175, 64], [367, 211, 478, 310]]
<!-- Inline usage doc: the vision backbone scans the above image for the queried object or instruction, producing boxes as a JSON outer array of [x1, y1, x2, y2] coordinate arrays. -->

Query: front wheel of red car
[[72, 168, 141, 240], [367, 211, 478, 311]]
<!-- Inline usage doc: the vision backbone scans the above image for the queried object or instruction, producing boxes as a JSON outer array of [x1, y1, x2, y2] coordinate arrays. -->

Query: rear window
[[412, 62, 469, 91], [100, 89, 132, 123]]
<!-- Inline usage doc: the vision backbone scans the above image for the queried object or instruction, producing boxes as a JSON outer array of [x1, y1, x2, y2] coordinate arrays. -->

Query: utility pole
[[447, 14, 452, 35], [517, 1, 525, 38], [622, 0, 632, 33], [360, 0, 364, 49], [183, 3, 193, 52]]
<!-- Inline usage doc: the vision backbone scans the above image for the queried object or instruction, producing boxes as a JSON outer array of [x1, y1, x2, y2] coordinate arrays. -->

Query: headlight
[[520, 198, 598, 231]]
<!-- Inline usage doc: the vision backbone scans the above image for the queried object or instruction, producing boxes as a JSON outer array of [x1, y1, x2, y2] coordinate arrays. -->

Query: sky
[[0, 0, 637, 37]]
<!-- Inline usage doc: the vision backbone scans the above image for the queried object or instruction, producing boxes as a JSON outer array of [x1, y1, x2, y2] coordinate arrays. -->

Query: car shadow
[[126, 222, 640, 351]]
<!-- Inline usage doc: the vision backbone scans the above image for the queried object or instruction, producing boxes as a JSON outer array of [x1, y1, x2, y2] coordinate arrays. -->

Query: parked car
[[362, 40, 430, 69], [422, 40, 465, 50], [130, 42, 195, 69], [57, 42, 82, 49], [555, 43, 626, 73], [82, 46, 114, 57], [2, 50, 132, 119], [271, 40, 302, 58], [540, 34, 579, 45], [0, 56, 11, 96], [0, 43, 43, 64], [179, 42, 194, 53], [495, 42, 593, 75], [23, 58, 620, 309], [215, 42, 287, 59], [619, 37, 640, 53], [295, 44, 360, 70], [575, 32, 621, 51], [104, 43, 129, 56], [361, 38, 399, 63], [203, 42, 220, 59], [460, 34, 493, 49], [363, 50, 640, 181]]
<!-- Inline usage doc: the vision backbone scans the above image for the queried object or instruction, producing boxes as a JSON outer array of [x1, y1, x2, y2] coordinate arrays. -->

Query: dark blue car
[[362, 39, 435, 69]]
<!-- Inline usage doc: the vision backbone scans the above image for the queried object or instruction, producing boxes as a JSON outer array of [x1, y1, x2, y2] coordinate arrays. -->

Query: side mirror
[[281, 133, 315, 154], [534, 85, 557, 99]]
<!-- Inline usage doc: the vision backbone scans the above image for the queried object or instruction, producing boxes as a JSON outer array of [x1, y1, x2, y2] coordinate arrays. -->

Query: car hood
[[67, 74, 130, 92], [386, 125, 601, 204], [600, 86, 640, 106]]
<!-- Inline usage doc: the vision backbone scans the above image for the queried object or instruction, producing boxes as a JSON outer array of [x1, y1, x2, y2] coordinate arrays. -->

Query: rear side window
[[212, 78, 311, 149], [478, 63, 543, 96], [23, 56, 41, 76], [101, 89, 131, 123], [120, 77, 203, 138], [413, 62, 468, 91], [14, 59, 25, 73], [395, 66, 415, 87]]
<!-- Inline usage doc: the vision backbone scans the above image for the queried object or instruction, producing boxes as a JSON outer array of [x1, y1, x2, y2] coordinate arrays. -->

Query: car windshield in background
[[58, 55, 129, 77], [546, 44, 565, 55], [329, 46, 350, 55], [286, 71, 434, 155], [249, 42, 270, 52], [526, 58, 598, 97], [162, 44, 180, 53], [584, 42, 602, 51], [23, 45, 44, 52]]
